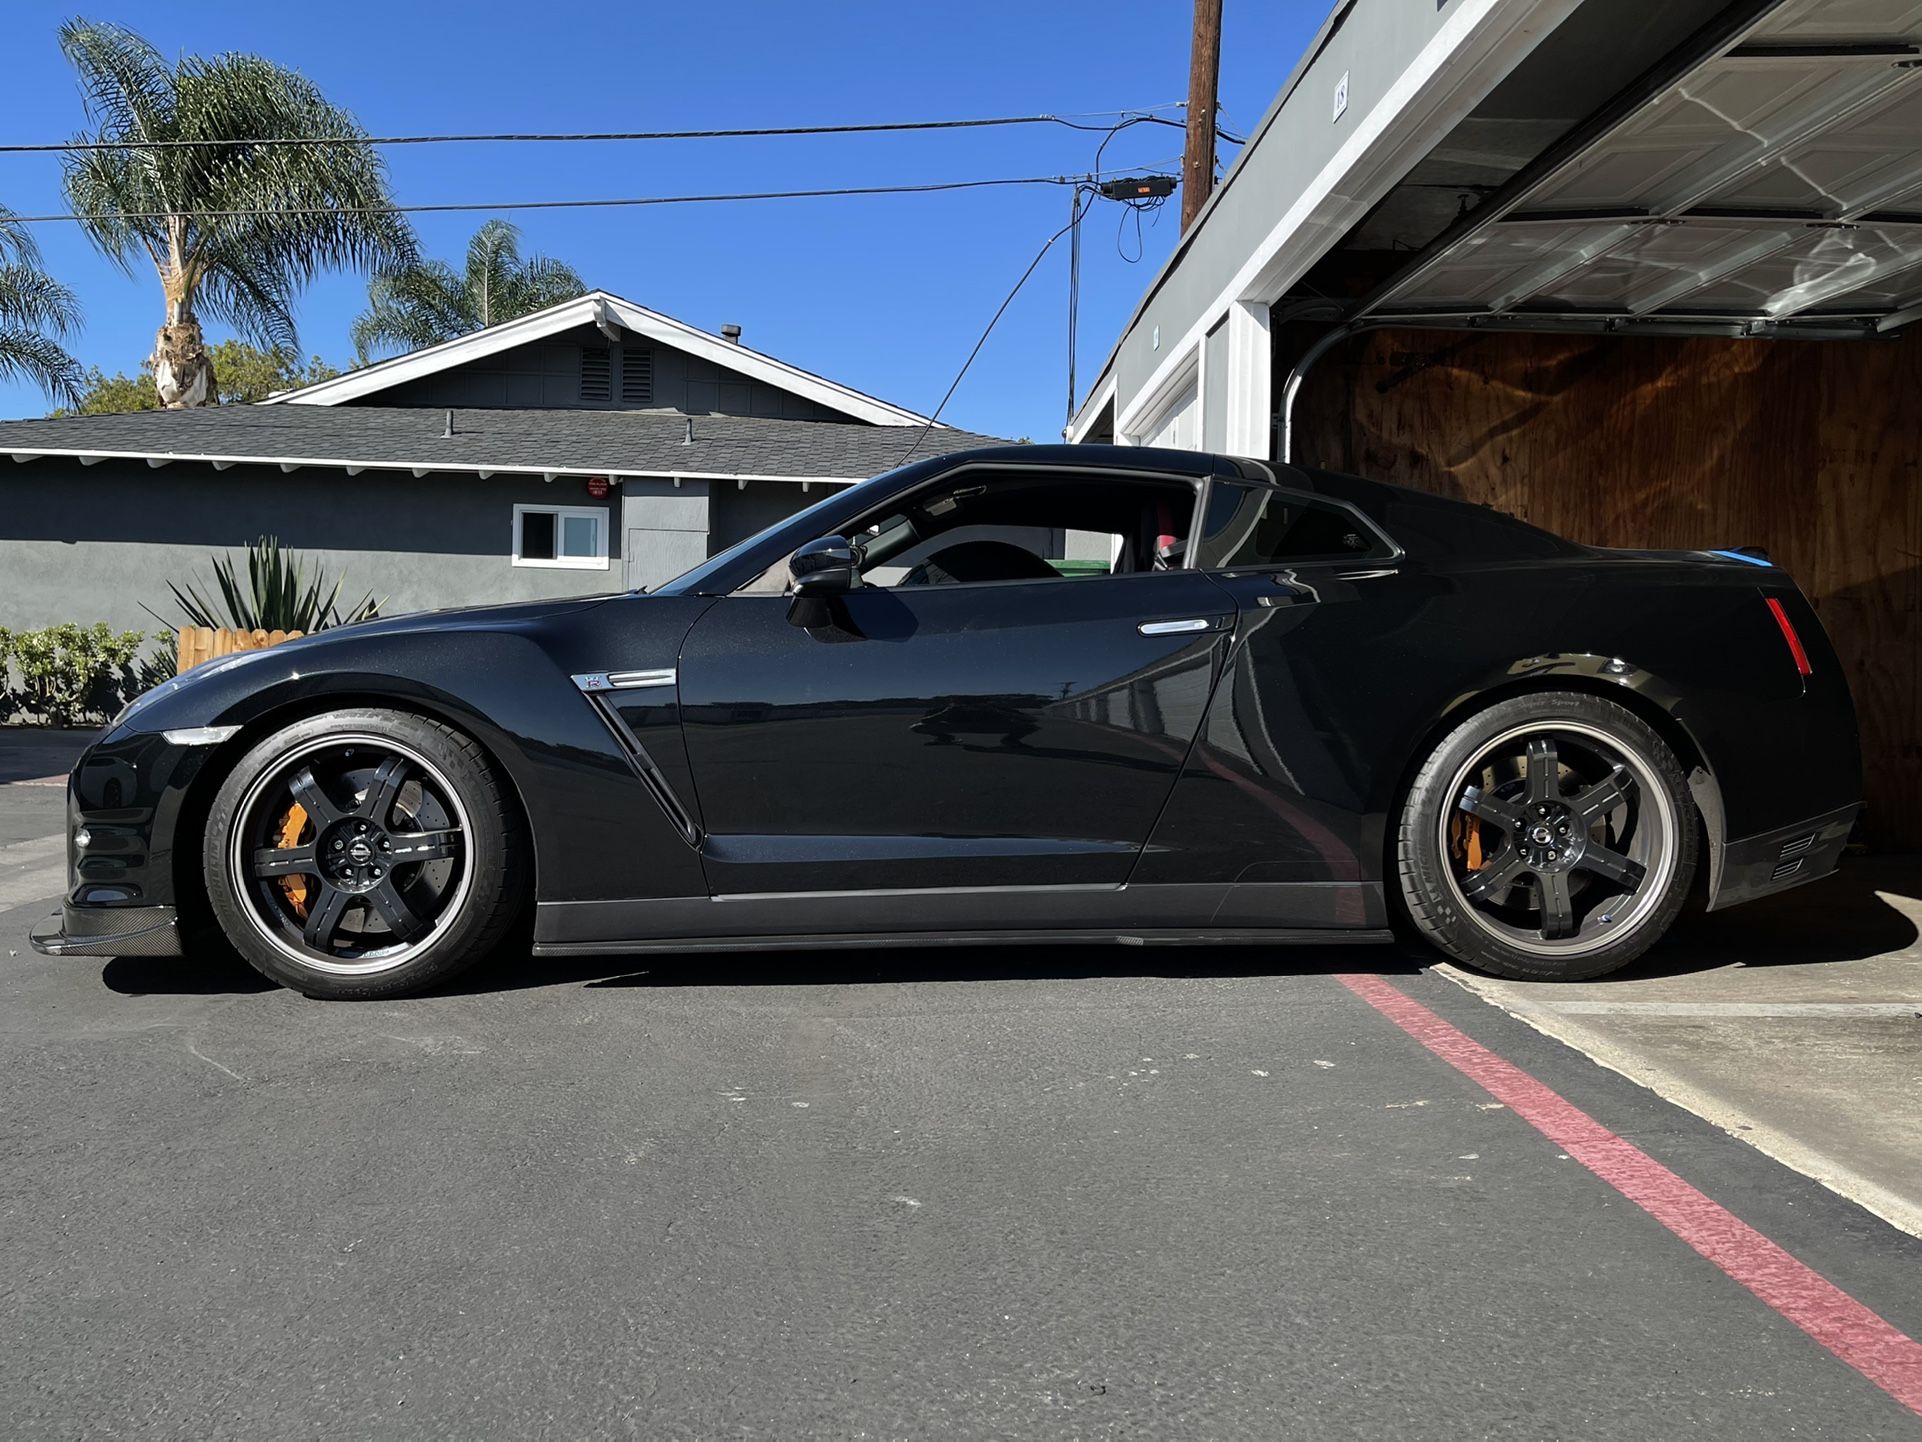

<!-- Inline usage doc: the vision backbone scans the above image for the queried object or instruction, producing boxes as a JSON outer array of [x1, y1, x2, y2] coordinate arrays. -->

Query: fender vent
[[1778, 834, 1815, 859], [1771, 858, 1805, 882]]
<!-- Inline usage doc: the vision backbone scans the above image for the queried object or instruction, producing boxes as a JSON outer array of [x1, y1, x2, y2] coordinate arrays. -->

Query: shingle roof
[[0, 405, 1009, 482]]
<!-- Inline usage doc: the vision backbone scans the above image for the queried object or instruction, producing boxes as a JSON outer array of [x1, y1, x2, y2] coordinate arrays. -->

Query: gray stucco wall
[[708, 479, 831, 553], [361, 322, 845, 421], [0, 460, 620, 633], [0, 461, 835, 633]]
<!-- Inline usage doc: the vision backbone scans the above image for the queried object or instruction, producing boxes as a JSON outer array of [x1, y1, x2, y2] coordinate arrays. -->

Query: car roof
[[926, 445, 1582, 561]]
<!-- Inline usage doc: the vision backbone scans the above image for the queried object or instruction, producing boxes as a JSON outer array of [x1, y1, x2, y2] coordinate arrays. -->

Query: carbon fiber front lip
[[28, 906, 182, 958]]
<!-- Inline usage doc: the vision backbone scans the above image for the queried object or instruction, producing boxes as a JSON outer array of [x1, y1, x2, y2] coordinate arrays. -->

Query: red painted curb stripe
[[1336, 972, 1922, 1418]]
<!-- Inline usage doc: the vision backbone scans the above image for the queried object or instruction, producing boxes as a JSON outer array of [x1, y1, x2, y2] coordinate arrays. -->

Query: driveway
[[3, 732, 1921, 1438]]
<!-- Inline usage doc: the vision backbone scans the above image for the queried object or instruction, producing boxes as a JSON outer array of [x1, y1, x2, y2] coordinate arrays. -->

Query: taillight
[[1765, 596, 1812, 678]]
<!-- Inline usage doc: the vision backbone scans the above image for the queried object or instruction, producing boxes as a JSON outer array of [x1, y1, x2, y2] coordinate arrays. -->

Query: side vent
[[580, 345, 612, 403], [619, 347, 653, 405]]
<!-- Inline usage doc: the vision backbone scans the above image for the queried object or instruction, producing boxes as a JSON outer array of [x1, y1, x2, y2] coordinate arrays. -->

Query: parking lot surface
[[4, 737, 1921, 1439]]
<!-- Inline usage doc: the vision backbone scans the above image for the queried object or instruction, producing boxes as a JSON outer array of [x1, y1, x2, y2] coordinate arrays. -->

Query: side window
[[1194, 482, 1389, 570], [865, 524, 1121, 586], [839, 469, 1196, 590]]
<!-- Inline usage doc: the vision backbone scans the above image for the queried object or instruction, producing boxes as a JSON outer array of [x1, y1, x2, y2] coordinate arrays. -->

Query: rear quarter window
[[1195, 481, 1395, 569]]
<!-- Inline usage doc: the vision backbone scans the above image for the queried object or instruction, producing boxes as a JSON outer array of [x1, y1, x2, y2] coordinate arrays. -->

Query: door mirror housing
[[787, 535, 862, 627], [789, 535, 862, 598]]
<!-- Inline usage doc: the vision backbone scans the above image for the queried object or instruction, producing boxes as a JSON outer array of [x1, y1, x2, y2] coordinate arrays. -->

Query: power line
[[899, 207, 1087, 465], [1, 170, 1180, 226], [0, 107, 1195, 155]]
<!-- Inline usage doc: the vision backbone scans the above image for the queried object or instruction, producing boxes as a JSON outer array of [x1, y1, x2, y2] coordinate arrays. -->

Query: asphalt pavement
[[4, 732, 1922, 1439]]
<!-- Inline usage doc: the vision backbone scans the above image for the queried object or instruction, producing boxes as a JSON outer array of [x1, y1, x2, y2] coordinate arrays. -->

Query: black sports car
[[31, 445, 1861, 999]]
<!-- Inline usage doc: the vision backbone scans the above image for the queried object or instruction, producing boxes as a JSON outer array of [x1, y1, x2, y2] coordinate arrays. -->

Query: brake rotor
[[275, 802, 311, 919]]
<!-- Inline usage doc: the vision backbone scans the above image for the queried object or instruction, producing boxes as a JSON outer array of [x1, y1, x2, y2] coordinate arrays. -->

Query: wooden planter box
[[176, 626, 304, 674]]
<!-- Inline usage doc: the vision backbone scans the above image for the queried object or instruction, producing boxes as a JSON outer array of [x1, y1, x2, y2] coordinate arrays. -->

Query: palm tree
[[0, 205, 84, 409], [58, 19, 414, 407], [351, 219, 585, 361]]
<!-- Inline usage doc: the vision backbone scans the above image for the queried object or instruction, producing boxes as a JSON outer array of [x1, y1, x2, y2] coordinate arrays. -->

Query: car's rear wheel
[[204, 709, 527, 999], [1397, 691, 1697, 980]]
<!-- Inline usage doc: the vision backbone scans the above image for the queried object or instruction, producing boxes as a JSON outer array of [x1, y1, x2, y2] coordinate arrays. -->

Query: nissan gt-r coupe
[[31, 445, 1861, 999]]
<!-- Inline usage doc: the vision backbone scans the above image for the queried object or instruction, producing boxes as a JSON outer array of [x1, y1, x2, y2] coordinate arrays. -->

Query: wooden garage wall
[[1290, 325, 1922, 849]]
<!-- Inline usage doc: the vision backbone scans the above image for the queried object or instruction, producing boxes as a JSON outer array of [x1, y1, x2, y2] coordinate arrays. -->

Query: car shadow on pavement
[[89, 856, 1920, 998], [101, 949, 277, 996], [1603, 857, 1920, 983], [489, 942, 1429, 994]]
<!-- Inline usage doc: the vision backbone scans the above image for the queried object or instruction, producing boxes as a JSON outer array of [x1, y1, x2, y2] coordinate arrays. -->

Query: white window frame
[[512, 503, 608, 570]]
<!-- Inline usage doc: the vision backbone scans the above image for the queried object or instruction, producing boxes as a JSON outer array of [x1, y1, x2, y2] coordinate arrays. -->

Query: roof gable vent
[[580, 345, 612, 403], [619, 347, 653, 405]]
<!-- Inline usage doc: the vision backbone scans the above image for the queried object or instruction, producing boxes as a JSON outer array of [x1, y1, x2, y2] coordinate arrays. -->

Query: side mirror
[[787, 535, 862, 627], [790, 535, 862, 597]]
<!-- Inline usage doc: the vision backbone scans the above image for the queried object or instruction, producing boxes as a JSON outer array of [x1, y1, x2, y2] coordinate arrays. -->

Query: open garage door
[[1273, 0, 1922, 845]]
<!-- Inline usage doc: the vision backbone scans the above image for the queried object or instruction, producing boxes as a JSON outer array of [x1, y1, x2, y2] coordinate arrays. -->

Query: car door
[[1131, 475, 1413, 895], [676, 565, 1236, 896]]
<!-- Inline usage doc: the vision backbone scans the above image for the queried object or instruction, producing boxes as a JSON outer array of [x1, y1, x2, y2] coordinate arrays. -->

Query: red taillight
[[1765, 596, 1812, 677]]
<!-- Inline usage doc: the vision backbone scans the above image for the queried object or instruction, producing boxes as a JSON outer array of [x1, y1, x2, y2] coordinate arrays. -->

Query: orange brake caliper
[[1450, 810, 1486, 870], [276, 803, 311, 919]]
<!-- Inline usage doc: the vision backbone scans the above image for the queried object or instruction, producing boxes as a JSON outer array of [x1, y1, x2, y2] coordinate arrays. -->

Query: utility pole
[[1181, 0, 1223, 232]]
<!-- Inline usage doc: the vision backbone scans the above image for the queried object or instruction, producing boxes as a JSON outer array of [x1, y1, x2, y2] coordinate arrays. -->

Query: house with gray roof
[[0, 290, 1001, 631]]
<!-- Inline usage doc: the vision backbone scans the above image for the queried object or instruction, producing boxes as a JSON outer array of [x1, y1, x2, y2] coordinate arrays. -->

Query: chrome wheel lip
[[1438, 720, 1677, 960], [228, 732, 475, 978]]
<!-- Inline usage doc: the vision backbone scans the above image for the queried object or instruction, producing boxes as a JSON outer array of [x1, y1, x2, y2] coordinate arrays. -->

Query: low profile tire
[[1397, 691, 1697, 981], [203, 709, 527, 999]]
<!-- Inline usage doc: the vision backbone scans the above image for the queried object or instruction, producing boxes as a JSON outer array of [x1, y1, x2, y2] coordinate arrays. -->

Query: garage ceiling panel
[[1679, 224, 1922, 314], [1759, 0, 1922, 42], [1362, 0, 1922, 334], [1533, 223, 1799, 312], [1708, 86, 1922, 216], [1385, 222, 1638, 308]]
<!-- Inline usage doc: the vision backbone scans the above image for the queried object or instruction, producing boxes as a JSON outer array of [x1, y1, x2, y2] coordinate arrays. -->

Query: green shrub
[[0, 623, 155, 726]]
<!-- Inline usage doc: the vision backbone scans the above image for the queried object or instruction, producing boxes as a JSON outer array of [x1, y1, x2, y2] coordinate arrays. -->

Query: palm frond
[[0, 203, 85, 406], [192, 244, 300, 351], [507, 253, 587, 313], [349, 218, 585, 360], [56, 21, 417, 370], [0, 204, 47, 270], [58, 20, 174, 151], [0, 261, 82, 339], [0, 325, 86, 408]]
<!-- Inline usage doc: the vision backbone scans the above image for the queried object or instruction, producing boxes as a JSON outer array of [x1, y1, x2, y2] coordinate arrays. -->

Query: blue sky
[[0, 0, 1327, 436]]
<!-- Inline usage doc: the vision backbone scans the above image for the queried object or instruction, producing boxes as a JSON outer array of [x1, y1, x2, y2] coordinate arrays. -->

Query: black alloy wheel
[[1398, 691, 1697, 981], [204, 709, 526, 999]]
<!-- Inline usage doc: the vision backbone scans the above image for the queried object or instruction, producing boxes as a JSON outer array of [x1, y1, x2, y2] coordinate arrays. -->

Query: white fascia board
[[0, 446, 861, 486], [1118, 350, 1200, 444], [1069, 0, 1582, 439], [1066, 373, 1117, 444], [265, 289, 937, 428]]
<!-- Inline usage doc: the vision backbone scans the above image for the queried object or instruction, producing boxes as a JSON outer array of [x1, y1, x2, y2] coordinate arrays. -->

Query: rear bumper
[[1707, 802, 1860, 912], [28, 903, 181, 958]]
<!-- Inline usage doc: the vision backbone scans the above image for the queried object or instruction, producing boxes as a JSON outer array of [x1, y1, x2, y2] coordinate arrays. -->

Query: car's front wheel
[[204, 708, 527, 999], [1397, 691, 1697, 981]]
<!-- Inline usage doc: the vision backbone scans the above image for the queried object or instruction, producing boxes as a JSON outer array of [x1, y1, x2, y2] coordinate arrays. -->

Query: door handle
[[1138, 618, 1216, 636]]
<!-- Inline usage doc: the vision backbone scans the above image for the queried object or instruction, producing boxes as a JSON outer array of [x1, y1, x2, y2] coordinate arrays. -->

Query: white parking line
[[1504, 1000, 1922, 1019]]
